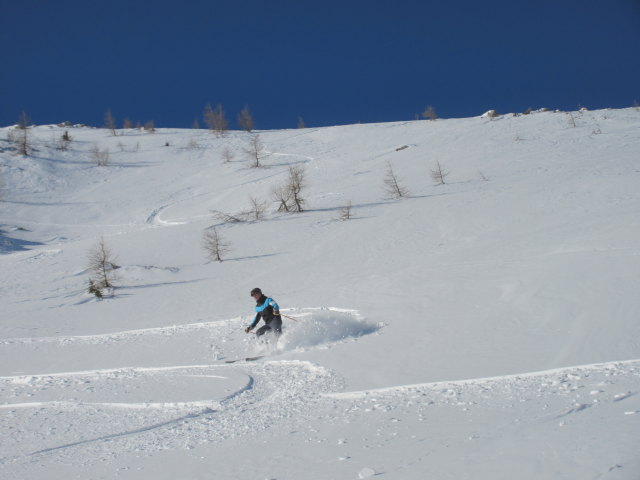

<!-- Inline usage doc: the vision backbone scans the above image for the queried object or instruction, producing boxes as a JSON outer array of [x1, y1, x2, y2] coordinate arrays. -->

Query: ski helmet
[[250, 287, 262, 297]]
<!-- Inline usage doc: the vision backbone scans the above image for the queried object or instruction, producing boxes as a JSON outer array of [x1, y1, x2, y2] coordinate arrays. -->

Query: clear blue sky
[[2, 0, 639, 129]]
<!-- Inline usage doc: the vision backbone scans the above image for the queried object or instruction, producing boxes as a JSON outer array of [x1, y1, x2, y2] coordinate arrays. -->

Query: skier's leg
[[270, 317, 283, 337], [255, 325, 271, 338]]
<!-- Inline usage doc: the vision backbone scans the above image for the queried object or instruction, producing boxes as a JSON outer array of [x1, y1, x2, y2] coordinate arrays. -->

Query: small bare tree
[[214, 104, 229, 136], [237, 105, 254, 132], [567, 112, 577, 128], [90, 144, 110, 166], [384, 162, 409, 199], [203, 228, 230, 262], [212, 195, 268, 224], [186, 137, 200, 150], [339, 201, 353, 221], [247, 196, 268, 221], [104, 109, 117, 136], [87, 236, 119, 294], [297, 116, 306, 129], [221, 146, 235, 163], [192, 118, 201, 129], [203, 104, 214, 130], [122, 118, 133, 129], [204, 103, 228, 137], [244, 134, 268, 167], [13, 112, 31, 156], [55, 130, 72, 151], [271, 166, 307, 212], [422, 105, 437, 121], [287, 165, 306, 212], [272, 183, 294, 212], [431, 160, 449, 185], [17, 111, 30, 129], [144, 120, 155, 133], [212, 210, 245, 223]]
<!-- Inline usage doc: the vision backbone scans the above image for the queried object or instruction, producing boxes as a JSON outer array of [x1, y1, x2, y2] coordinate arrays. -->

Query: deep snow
[[1, 108, 639, 479]]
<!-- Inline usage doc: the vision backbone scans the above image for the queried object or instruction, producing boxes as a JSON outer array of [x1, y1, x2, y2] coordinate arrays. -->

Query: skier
[[245, 288, 283, 339]]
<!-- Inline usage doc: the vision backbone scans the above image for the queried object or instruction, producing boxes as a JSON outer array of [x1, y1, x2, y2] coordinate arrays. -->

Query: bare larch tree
[[104, 109, 117, 136], [87, 236, 119, 291], [13, 112, 32, 156], [247, 196, 268, 221], [287, 165, 306, 212], [272, 183, 294, 212], [204, 103, 229, 137], [211, 210, 245, 223], [339, 201, 353, 221], [213, 104, 228, 136], [55, 130, 72, 151], [203, 228, 230, 262], [422, 105, 437, 121], [272, 166, 307, 212], [244, 134, 268, 168], [384, 162, 409, 199], [237, 105, 254, 132], [90, 144, 110, 166], [431, 160, 449, 185], [212, 195, 268, 224], [203, 104, 215, 130], [221, 146, 235, 163]]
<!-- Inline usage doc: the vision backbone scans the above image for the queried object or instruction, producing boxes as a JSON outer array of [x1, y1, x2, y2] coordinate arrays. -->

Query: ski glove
[[244, 327, 252, 333]]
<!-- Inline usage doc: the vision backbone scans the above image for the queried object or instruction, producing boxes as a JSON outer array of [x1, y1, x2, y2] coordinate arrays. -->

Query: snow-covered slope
[[1, 109, 639, 479]]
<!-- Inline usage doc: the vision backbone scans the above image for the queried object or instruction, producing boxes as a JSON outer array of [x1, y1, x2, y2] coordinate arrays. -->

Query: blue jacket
[[249, 295, 281, 329]]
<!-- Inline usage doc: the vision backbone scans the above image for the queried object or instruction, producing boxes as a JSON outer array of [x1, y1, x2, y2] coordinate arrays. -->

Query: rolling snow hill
[[1, 108, 639, 479]]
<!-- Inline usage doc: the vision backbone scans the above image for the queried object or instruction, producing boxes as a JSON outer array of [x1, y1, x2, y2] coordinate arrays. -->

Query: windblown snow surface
[[1, 109, 639, 479]]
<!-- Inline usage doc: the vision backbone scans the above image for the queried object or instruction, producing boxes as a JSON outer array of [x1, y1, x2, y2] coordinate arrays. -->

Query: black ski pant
[[255, 317, 282, 338]]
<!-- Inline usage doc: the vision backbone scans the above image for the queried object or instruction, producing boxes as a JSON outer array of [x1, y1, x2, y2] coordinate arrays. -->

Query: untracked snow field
[[1, 109, 639, 479]]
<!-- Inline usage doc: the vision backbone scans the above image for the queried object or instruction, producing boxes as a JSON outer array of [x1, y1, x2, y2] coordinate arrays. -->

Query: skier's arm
[[270, 299, 280, 315], [246, 313, 260, 332]]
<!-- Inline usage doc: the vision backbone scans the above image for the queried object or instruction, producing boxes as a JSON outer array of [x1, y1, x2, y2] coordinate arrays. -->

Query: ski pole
[[280, 313, 300, 322]]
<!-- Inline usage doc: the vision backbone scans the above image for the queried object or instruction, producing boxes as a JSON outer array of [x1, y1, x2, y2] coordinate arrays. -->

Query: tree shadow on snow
[[116, 279, 205, 290], [224, 253, 281, 262], [0, 229, 43, 254]]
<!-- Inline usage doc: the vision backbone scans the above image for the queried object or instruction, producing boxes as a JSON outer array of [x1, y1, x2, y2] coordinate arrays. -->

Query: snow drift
[[277, 308, 380, 352]]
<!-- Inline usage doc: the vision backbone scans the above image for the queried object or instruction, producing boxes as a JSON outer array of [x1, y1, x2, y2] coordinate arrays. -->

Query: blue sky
[[2, 0, 639, 129]]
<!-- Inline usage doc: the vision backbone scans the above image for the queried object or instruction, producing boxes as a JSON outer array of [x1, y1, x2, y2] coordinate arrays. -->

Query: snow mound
[[276, 308, 379, 352], [480, 109, 499, 118]]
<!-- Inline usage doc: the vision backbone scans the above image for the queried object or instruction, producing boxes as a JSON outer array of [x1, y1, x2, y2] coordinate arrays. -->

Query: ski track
[[325, 358, 640, 400], [0, 317, 242, 346], [319, 360, 640, 453], [142, 149, 316, 228], [0, 360, 340, 466]]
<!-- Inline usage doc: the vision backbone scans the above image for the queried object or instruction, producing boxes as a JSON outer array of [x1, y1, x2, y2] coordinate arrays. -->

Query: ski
[[224, 355, 264, 364]]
